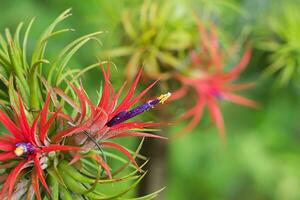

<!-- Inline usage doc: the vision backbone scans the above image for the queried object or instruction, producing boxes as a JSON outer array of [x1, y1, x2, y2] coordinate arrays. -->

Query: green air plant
[[0, 9, 167, 199], [100, 0, 192, 80], [257, 1, 300, 86]]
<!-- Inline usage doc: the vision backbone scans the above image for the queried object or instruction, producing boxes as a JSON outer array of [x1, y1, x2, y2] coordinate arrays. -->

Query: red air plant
[[0, 94, 79, 200], [52, 67, 170, 176], [172, 18, 257, 139]]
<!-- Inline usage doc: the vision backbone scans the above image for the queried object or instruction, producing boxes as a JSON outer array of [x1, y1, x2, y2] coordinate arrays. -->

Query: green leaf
[[156, 51, 182, 68], [59, 160, 96, 184], [22, 18, 35, 71], [8, 75, 18, 109], [122, 11, 137, 39], [31, 8, 72, 66], [47, 31, 104, 85], [59, 185, 73, 200], [100, 46, 134, 58], [48, 174, 59, 200], [122, 187, 165, 200], [94, 172, 147, 200]]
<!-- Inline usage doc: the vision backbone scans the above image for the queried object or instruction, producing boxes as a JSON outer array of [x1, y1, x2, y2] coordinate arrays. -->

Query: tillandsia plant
[[0, 9, 169, 199], [100, 0, 192, 80], [257, 0, 300, 86], [172, 17, 257, 138]]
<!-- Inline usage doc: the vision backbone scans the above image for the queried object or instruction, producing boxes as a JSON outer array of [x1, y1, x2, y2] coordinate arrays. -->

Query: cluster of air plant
[[100, 0, 192, 80], [102, 0, 257, 139], [257, 0, 300, 86], [0, 9, 169, 199]]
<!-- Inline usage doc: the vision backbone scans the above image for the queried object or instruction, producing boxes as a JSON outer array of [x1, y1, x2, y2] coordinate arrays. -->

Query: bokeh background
[[1, 0, 300, 199]]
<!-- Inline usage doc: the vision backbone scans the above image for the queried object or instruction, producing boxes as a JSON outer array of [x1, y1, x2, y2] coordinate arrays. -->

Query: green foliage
[[0, 9, 103, 110], [100, 0, 192, 80], [257, 0, 300, 86]]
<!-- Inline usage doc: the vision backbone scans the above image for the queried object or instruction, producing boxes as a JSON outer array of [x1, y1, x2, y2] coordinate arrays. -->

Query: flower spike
[[14, 142, 35, 157], [107, 92, 171, 127]]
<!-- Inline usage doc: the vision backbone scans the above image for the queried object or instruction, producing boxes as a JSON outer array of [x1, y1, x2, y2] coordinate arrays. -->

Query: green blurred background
[[1, 0, 300, 199]]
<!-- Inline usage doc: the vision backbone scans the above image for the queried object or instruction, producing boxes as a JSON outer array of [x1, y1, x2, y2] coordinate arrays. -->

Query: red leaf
[[69, 153, 81, 165], [31, 170, 42, 200], [57, 112, 73, 121], [223, 92, 257, 108], [207, 97, 225, 139], [40, 108, 61, 144], [127, 79, 159, 108], [98, 65, 112, 109], [175, 98, 205, 138], [80, 84, 96, 116], [53, 87, 80, 113], [208, 22, 222, 72], [219, 48, 251, 81], [39, 92, 52, 143], [30, 112, 42, 146], [90, 153, 112, 179], [109, 122, 161, 131], [110, 132, 167, 139], [90, 107, 108, 129], [0, 142, 14, 151], [0, 110, 23, 140], [17, 95, 31, 141], [0, 135, 15, 144], [107, 82, 126, 114], [69, 83, 87, 123], [52, 124, 88, 143], [169, 86, 188, 102], [222, 82, 256, 91], [110, 68, 143, 117], [0, 152, 16, 161], [41, 145, 80, 153], [33, 155, 50, 195], [7, 160, 29, 199]]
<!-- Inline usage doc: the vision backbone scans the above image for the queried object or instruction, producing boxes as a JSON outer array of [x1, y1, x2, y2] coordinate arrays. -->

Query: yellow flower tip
[[14, 146, 25, 157], [158, 92, 171, 104]]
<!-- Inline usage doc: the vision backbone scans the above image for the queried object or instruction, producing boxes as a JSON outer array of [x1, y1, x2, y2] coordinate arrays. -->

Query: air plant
[[52, 67, 170, 174], [0, 94, 80, 199], [0, 9, 168, 199], [257, 0, 300, 86], [172, 18, 257, 138], [100, 0, 192, 80]]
